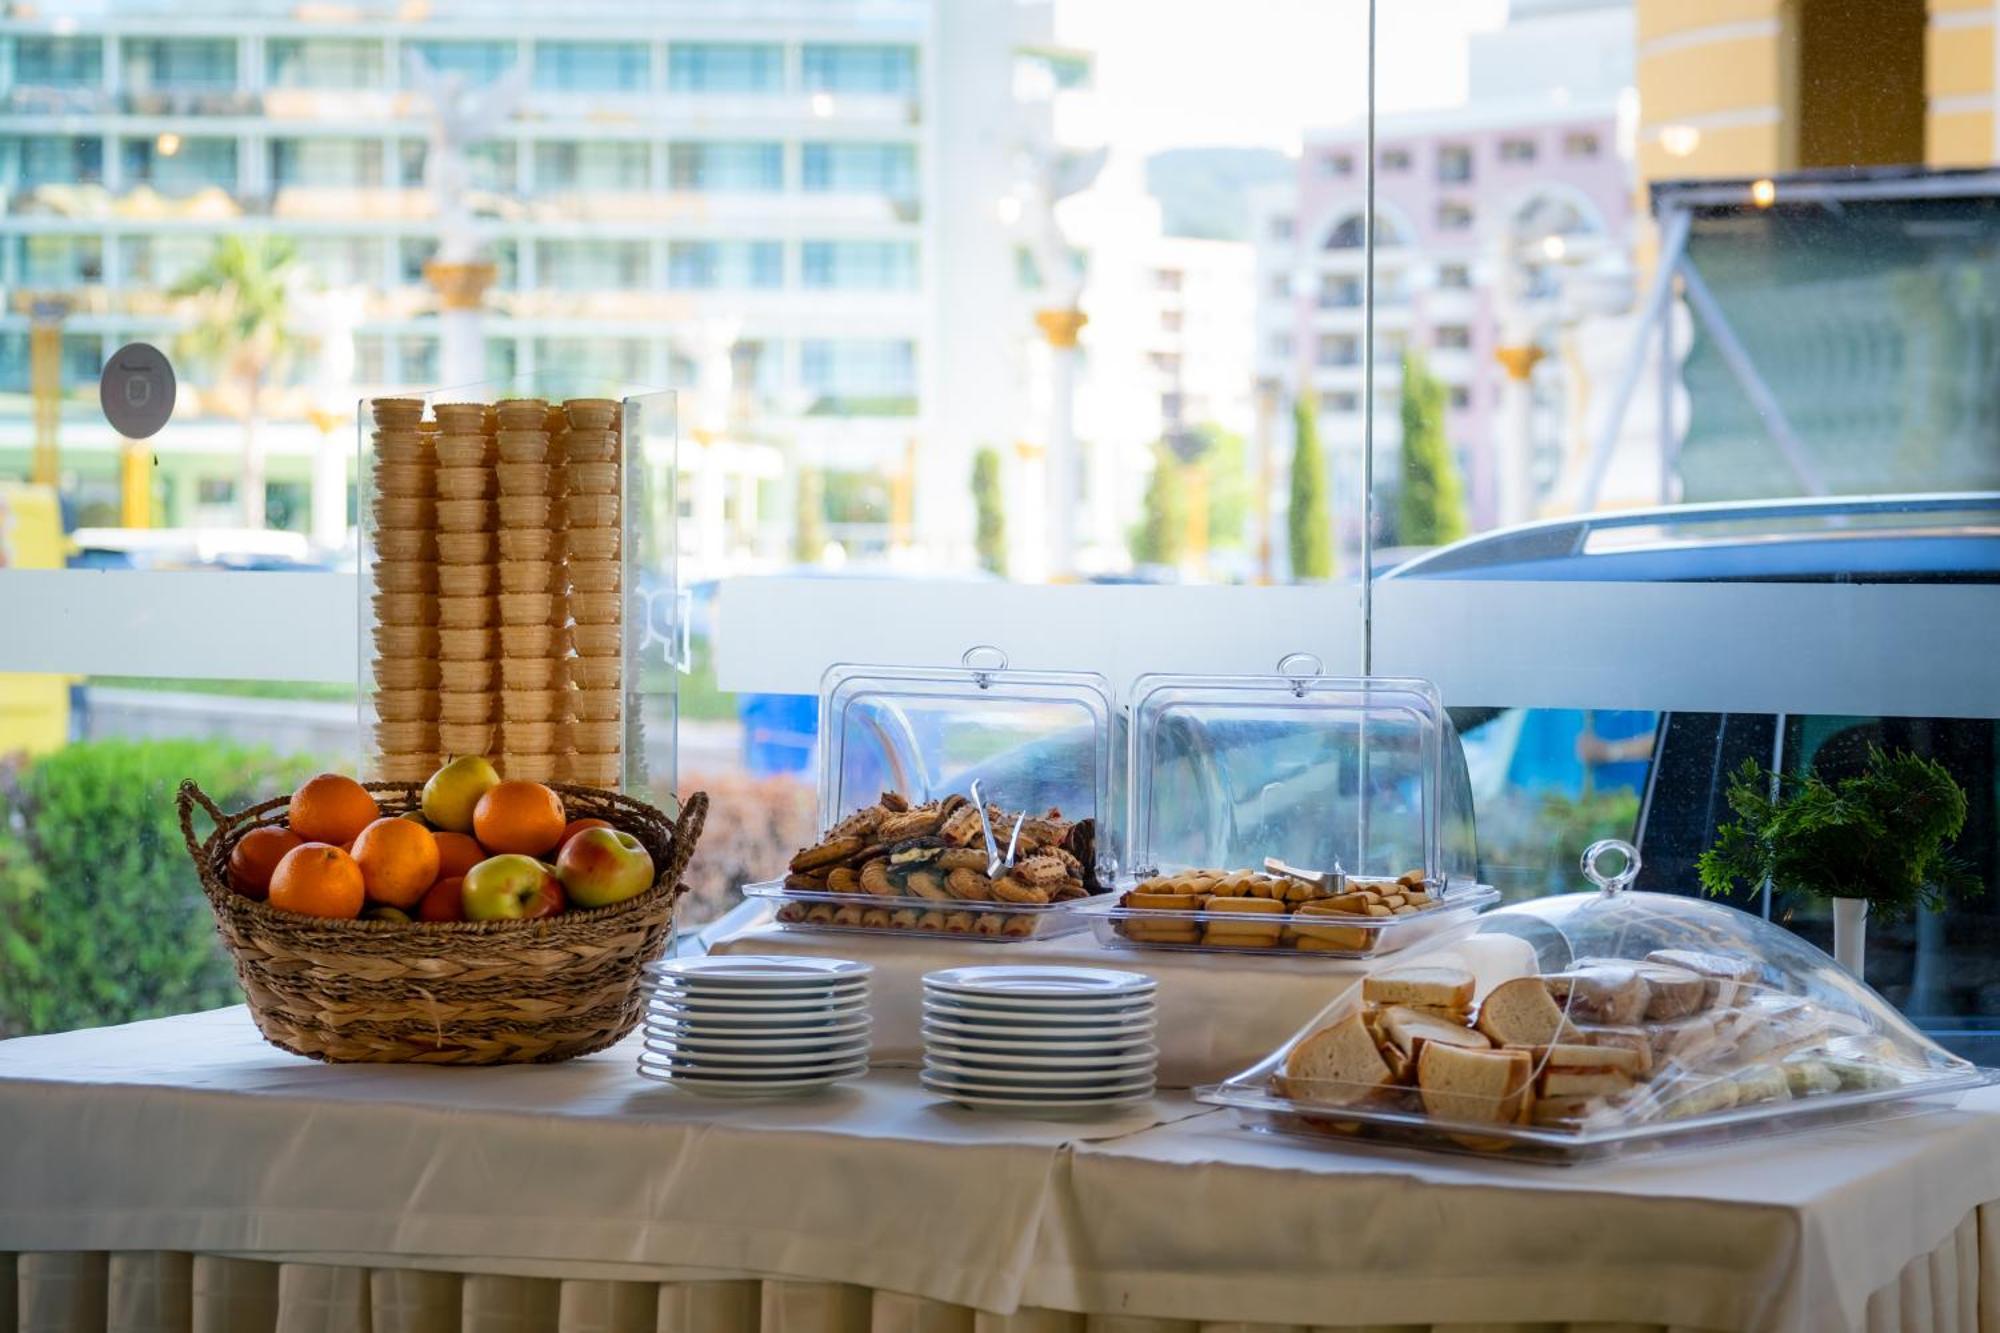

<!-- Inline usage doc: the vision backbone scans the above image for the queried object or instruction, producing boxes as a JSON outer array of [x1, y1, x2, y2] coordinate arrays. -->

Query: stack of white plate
[[636, 956, 872, 1097], [921, 965, 1158, 1112]]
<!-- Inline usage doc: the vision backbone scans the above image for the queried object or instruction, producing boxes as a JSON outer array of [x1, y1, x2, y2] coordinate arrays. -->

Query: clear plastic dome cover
[[1200, 840, 1988, 1162]]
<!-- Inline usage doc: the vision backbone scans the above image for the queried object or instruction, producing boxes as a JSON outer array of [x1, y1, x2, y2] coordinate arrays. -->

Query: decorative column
[[1034, 306, 1087, 580], [27, 297, 68, 487], [423, 260, 496, 389], [1492, 343, 1545, 529]]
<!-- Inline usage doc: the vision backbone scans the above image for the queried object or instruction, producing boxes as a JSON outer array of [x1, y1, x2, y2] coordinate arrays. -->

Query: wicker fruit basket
[[177, 778, 707, 1065]]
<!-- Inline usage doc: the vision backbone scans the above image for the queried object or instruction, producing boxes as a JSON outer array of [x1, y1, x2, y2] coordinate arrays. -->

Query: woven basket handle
[[664, 790, 708, 901], [177, 778, 230, 862]]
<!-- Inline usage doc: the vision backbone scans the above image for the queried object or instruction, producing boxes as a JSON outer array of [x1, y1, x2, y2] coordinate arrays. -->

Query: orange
[[418, 875, 465, 922], [351, 817, 441, 909], [473, 780, 567, 856], [228, 826, 303, 900], [268, 843, 366, 919], [289, 774, 381, 847], [558, 817, 612, 852], [434, 831, 487, 881]]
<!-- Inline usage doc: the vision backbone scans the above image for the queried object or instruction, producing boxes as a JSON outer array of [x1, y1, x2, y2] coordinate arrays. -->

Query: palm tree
[[170, 236, 301, 529]]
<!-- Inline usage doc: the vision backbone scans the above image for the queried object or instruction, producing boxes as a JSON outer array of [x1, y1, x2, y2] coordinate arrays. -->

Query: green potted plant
[[1697, 747, 1978, 977]]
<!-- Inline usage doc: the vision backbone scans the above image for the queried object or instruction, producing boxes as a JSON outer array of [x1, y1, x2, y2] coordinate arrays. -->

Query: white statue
[[1012, 142, 1107, 308], [403, 52, 530, 262]]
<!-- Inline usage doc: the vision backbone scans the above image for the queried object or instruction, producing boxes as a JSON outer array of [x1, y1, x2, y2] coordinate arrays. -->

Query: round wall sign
[[99, 342, 177, 439]]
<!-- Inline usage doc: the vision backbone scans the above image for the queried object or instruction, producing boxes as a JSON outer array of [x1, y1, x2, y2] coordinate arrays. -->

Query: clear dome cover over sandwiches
[[1198, 840, 1989, 1163]]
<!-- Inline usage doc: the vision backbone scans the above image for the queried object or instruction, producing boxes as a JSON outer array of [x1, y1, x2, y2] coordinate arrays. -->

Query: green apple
[[462, 854, 566, 921], [556, 827, 655, 909], [422, 755, 500, 833], [364, 904, 412, 923]]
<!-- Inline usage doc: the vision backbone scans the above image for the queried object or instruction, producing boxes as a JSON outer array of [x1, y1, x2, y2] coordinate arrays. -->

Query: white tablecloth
[[4, 1008, 1999, 1333]]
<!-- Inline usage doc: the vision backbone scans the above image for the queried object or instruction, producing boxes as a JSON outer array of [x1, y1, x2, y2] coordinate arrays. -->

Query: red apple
[[417, 875, 465, 922], [557, 817, 612, 852], [462, 854, 565, 921], [556, 826, 655, 909]]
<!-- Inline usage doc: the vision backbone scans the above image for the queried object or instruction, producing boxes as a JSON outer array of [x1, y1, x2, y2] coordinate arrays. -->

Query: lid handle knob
[[961, 644, 1009, 688], [1581, 838, 1641, 897], [1276, 651, 1323, 697]]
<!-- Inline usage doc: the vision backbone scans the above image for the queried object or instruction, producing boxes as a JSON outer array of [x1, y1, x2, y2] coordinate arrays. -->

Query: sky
[[1054, 0, 1510, 158]]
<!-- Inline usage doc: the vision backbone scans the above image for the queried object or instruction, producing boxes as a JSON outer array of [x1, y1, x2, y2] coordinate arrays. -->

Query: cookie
[[992, 877, 1050, 905], [826, 867, 861, 894], [878, 807, 943, 841], [784, 872, 828, 893], [791, 836, 865, 874], [860, 860, 896, 896], [944, 868, 992, 901], [937, 847, 989, 873]]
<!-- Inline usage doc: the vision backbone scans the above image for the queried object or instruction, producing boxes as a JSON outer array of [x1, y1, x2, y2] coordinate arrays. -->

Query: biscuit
[[1001, 915, 1037, 937], [1014, 855, 1068, 888], [880, 791, 910, 812], [1202, 895, 1286, 916], [831, 905, 865, 927], [783, 872, 827, 893], [860, 860, 897, 896], [944, 868, 992, 901], [1122, 920, 1200, 944], [1203, 923, 1281, 947], [1296, 932, 1376, 952], [972, 914, 1004, 936], [992, 877, 1049, 904], [889, 909, 920, 930], [791, 836, 865, 873], [826, 867, 861, 894], [942, 911, 975, 934], [939, 805, 987, 847], [879, 807, 944, 840], [937, 847, 989, 872], [915, 910, 947, 931], [906, 870, 951, 901], [805, 904, 836, 924], [826, 808, 879, 841], [860, 908, 891, 929], [1123, 891, 1202, 910]]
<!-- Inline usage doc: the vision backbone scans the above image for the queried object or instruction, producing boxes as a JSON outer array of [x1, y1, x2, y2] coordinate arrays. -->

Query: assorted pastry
[[1277, 949, 1895, 1143], [774, 791, 1099, 938], [1113, 865, 1446, 952]]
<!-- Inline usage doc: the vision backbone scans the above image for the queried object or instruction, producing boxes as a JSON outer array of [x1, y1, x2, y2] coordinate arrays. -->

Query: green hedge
[[0, 739, 324, 1037]]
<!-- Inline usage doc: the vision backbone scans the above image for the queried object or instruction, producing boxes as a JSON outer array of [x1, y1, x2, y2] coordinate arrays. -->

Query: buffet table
[[5, 1007, 2000, 1333]]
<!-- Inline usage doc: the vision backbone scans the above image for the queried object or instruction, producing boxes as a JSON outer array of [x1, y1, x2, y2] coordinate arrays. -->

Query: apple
[[365, 905, 411, 923], [422, 755, 501, 833], [417, 875, 465, 922], [557, 826, 655, 909], [462, 854, 566, 921]]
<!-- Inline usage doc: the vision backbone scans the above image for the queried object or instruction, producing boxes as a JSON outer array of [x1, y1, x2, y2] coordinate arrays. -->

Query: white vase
[[1832, 896, 1869, 978]]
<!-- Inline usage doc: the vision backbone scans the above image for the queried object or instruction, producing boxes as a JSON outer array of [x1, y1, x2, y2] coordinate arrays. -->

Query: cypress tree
[[1397, 351, 1467, 546], [1288, 392, 1333, 579]]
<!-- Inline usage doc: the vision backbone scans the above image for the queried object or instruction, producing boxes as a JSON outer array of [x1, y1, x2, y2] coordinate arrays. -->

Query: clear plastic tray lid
[[1127, 658, 1477, 892], [818, 646, 1117, 879], [1200, 840, 1987, 1156]]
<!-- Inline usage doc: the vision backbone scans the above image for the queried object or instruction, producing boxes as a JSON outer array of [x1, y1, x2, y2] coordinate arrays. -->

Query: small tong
[[1263, 855, 1347, 895], [968, 779, 1025, 879]]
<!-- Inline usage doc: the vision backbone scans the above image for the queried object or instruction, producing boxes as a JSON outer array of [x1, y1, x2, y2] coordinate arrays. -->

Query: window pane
[[799, 141, 915, 197], [122, 38, 235, 92], [533, 141, 650, 191], [535, 41, 648, 93], [265, 38, 384, 89], [536, 239, 649, 290], [271, 138, 382, 189], [666, 240, 784, 289], [407, 40, 515, 85], [800, 240, 918, 290], [123, 135, 237, 195], [801, 43, 917, 95], [800, 338, 917, 413], [668, 43, 783, 93], [668, 141, 783, 191], [15, 36, 103, 87], [1, 135, 103, 187]]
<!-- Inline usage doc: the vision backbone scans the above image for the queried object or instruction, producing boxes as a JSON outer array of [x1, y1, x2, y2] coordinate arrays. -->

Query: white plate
[[645, 1024, 872, 1050], [920, 1025, 1153, 1054], [923, 1042, 1159, 1071], [920, 1015, 1155, 1044], [644, 1003, 872, 1028], [640, 1052, 869, 1079], [642, 1039, 870, 1066], [921, 999, 1154, 1027], [644, 992, 871, 1015], [925, 964, 1156, 999], [919, 1075, 1155, 1109], [919, 989, 1153, 1015], [922, 1063, 1156, 1093], [637, 1065, 866, 1097], [924, 1056, 1156, 1085], [642, 982, 869, 1006], [642, 956, 873, 988]]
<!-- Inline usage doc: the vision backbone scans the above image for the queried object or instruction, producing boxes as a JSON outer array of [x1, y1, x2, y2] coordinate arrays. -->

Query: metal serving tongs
[[968, 778, 1026, 879], [1262, 855, 1348, 896]]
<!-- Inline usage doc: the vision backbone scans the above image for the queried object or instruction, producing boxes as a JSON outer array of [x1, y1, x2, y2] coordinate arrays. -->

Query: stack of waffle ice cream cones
[[559, 398, 622, 788], [432, 401, 500, 767], [368, 399, 440, 782]]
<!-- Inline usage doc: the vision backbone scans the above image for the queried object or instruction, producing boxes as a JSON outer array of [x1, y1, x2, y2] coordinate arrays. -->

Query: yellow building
[[1635, 0, 1989, 182]]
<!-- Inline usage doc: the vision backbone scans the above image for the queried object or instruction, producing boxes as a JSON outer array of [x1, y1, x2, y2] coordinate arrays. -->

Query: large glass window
[[535, 335, 647, 384], [668, 43, 783, 94], [800, 142, 915, 197], [534, 141, 650, 192], [293, 236, 385, 288], [121, 38, 236, 92], [265, 38, 385, 89], [668, 141, 783, 192], [800, 240, 919, 290], [535, 239, 649, 290], [0, 135, 102, 188], [666, 240, 784, 290], [122, 136, 237, 195], [535, 41, 648, 93], [801, 43, 917, 95], [799, 338, 917, 411], [407, 40, 515, 85], [270, 138, 384, 189], [14, 36, 103, 88], [119, 233, 211, 286], [11, 236, 102, 286]]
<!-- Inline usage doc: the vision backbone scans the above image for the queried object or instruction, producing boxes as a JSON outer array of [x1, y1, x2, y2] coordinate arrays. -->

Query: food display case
[[1198, 840, 1992, 1163], [745, 646, 1117, 943], [1091, 658, 1495, 958], [357, 382, 682, 797]]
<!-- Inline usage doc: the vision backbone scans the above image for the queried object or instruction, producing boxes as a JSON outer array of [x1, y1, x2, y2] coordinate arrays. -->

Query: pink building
[[1254, 103, 1634, 545]]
